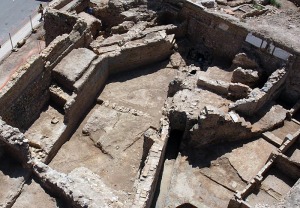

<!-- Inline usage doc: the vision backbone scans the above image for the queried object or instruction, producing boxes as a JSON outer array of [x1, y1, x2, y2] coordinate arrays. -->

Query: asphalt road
[[0, 0, 49, 45]]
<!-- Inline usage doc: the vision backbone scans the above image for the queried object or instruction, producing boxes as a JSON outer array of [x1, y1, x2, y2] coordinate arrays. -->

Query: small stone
[[51, 117, 59, 124], [104, 101, 110, 107], [231, 181, 237, 189]]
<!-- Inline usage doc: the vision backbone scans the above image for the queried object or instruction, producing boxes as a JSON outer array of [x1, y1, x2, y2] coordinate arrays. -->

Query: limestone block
[[232, 53, 258, 69], [251, 104, 287, 133], [231, 67, 260, 87], [228, 82, 251, 99], [53, 48, 97, 91], [111, 21, 135, 34], [170, 52, 183, 69], [197, 76, 229, 95], [78, 12, 102, 38]]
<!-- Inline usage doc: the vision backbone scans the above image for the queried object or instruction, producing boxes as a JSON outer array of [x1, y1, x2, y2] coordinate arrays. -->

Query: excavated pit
[[0, 0, 300, 207]]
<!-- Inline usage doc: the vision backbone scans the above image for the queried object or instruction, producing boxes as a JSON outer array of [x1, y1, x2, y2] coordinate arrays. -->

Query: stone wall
[[0, 56, 50, 131], [0, 7, 94, 133], [44, 9, 78, 45], [230, 68, 287, 116], [108, 32, 175, 74], [282, 56, 300, 104], [176, 1, 300, 104], [186, 105, 253, 148], [132, 119, 170, 208], [0, 119, 31, 167], [179, 1, 248, 61]]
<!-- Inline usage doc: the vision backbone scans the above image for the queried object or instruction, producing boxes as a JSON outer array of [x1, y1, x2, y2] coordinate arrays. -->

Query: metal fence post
[[9, 33, 14, 51], [30, 15, 33, 31]]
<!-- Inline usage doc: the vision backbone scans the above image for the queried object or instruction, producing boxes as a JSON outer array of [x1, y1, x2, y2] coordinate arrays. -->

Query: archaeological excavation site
[[0, 0, 300, 207]]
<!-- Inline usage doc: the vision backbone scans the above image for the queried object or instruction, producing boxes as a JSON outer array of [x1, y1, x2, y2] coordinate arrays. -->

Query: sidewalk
[[0, 12, 45, 91], [0, 13, 42, 62]]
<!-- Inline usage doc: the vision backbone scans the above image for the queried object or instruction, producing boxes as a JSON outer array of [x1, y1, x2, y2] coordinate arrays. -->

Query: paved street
[[0, 0, 49, 45]]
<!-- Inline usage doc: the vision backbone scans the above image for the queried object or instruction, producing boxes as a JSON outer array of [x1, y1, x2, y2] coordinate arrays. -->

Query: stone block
[[197, 76, 229, 95], [231, 67, 260, 87], [53, 48, 97, 91], [232, 53, 258, 69], [228, 82, 251, 99]]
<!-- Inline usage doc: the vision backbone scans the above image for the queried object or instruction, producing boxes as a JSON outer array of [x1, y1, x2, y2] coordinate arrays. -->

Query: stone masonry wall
[[179, 1, 248, 61], [282, 56, 300, 104], [230, 68, 287, 116], [177, 1, 300, 104], [0, 118, 31, 167], [0, 9, 93, 132], [108, 32, 175, 74], [44, 9, 78, 45], [0, 56, 50, 131]]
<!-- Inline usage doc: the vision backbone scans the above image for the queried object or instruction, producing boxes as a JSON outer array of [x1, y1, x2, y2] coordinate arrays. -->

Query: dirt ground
[[49, 63, 177, 205], [0, 0, 299, 206], [160, 137, 277, 207]]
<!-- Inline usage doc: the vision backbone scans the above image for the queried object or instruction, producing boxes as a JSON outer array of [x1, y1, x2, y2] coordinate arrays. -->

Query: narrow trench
[[151, 129, 184, 208], [292, 109, 300, 122]]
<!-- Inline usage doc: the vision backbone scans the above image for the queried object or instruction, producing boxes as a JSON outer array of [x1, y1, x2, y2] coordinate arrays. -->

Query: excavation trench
[[152, 129, 184, 208], [1, 0, 300, 207]]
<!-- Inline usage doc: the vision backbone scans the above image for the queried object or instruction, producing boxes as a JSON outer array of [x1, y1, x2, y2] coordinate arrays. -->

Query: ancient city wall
[[108, 32, 174, 74], [0, 119, 31, 167], [283, 56, 300, 103], [0, 11, 94, 132], [24, 6, 175, 163], [44, 9, 78, 45], [180, 1, 248, 61], [0, 56, 50, 131]]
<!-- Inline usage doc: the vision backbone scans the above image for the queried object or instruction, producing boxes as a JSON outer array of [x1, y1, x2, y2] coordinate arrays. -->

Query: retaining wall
[[0, 56, 50, 131]]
